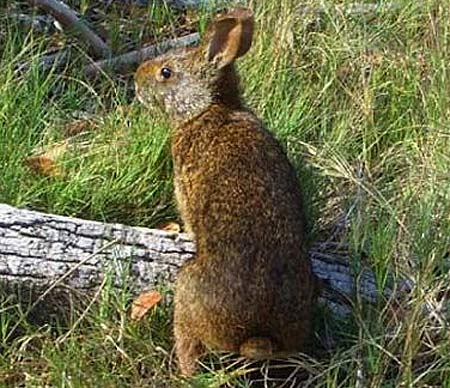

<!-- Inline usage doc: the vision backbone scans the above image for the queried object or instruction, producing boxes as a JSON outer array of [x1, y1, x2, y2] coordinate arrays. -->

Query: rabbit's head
[[135, 8, 254, 123]]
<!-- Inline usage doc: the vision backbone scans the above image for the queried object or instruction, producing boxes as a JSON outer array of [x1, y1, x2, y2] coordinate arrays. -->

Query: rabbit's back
[[172, 106, 307, 242], [173, 105, 315, 353]]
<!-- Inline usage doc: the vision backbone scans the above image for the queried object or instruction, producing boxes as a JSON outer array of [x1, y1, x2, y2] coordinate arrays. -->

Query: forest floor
[[1, 0, 450, 386]]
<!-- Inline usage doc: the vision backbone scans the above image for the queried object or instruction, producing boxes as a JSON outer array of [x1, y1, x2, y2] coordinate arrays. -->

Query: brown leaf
[[63, 119, 91, 136], [25, 141, 68, 177], [157, 221, 181, 233], [130, 290, 162, 322]]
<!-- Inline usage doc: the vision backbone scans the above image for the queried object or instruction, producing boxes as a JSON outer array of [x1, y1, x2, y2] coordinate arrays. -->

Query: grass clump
[[1, 0, 450, 386]]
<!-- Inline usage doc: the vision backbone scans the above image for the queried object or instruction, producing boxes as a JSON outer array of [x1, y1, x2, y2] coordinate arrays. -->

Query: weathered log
[[0, 203, 392, 317]]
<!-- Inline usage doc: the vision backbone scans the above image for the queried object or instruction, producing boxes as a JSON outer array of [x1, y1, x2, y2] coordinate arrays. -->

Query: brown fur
[[135, 8, 316, 376]]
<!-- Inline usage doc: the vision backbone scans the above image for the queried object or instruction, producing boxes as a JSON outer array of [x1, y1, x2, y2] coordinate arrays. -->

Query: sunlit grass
[[1, 0, 450, 386]]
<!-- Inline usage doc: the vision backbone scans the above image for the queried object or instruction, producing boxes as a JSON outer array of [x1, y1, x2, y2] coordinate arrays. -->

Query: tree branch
[[84, 32, 200, 77], [27, 0, 111, 58]]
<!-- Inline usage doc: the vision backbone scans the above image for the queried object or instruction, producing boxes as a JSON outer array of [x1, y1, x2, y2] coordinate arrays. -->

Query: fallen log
[[0, 203, 393, 317]]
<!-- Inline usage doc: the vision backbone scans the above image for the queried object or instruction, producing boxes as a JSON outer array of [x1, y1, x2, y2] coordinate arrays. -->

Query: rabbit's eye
[[161, 67, 172, 79]]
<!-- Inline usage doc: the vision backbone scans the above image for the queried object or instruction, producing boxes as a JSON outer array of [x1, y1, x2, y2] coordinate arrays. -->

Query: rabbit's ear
[[205, 8, 254, 69]]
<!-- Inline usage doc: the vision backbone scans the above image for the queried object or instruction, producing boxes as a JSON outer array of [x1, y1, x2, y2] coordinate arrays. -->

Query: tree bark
[[0, 204, 392, 317]]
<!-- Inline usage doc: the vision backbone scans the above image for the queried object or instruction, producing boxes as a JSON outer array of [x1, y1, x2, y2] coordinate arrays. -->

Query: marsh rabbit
[[135, 8, 317, 376]]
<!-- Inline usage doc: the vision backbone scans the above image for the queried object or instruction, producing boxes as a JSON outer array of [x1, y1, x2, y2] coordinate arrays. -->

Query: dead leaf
[[157, 221, 181, 233], [25, 141, 68, 177], [130, 290, 162, 322], [63, 119, 91, 136]]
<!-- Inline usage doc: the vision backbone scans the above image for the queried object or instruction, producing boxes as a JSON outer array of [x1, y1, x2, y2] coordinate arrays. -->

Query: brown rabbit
[[135, 8, 317, 376]]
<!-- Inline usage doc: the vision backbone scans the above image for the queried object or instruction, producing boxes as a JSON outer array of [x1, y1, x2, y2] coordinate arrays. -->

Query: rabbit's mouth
[[135, 83, 157, 108], [135, 83, 146, 105], [135, 82, 167, 115]]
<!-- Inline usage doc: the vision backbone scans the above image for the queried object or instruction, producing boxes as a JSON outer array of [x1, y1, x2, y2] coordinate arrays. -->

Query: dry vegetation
[[1, 0, 450, 386]]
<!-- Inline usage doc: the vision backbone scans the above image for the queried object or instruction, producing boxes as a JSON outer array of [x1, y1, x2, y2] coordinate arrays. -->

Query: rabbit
[[135, 8, 317, 376]]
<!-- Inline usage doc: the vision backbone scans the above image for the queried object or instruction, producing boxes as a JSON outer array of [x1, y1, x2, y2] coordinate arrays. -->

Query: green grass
[[1, 0, 450, 386]]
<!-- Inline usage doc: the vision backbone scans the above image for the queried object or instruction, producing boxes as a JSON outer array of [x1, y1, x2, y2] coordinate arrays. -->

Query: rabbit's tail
[[239, 337, 274, 360]]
